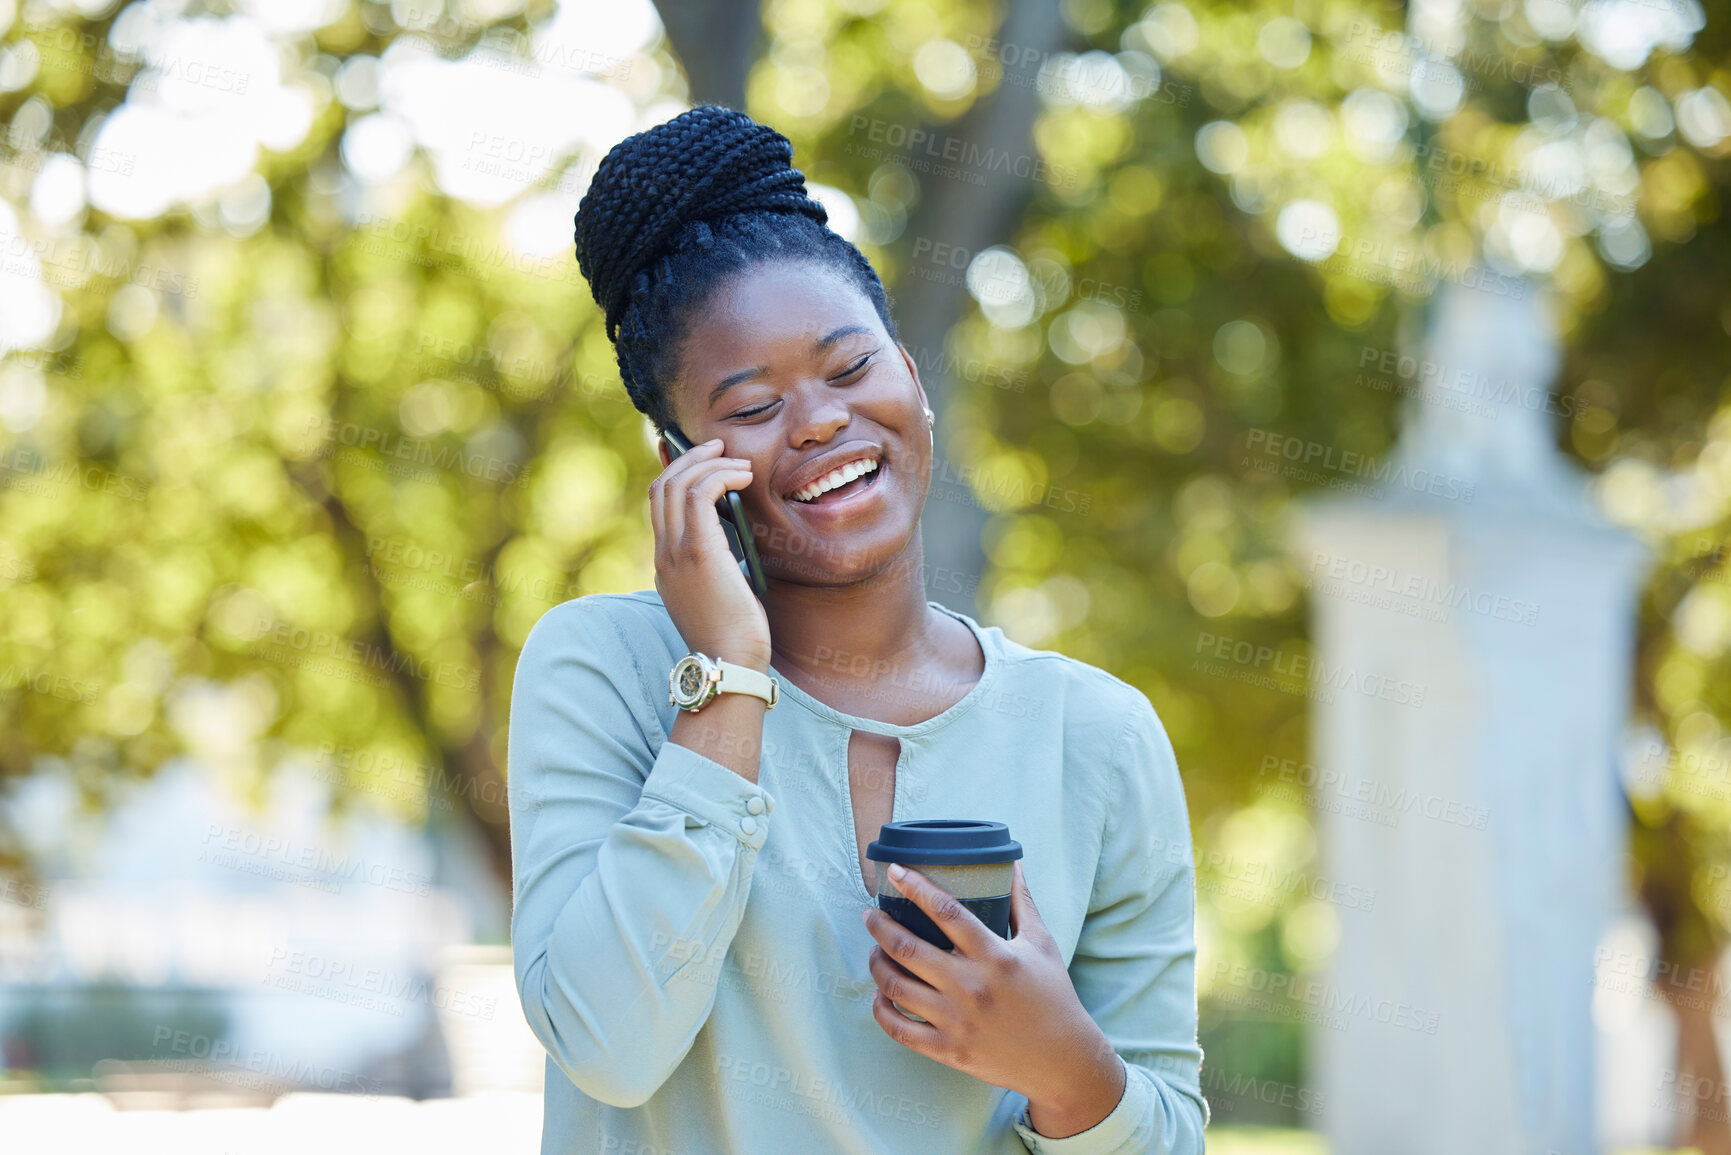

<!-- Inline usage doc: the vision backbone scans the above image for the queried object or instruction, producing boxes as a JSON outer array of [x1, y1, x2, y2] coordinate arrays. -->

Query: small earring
[[923, 408, 934, 427]]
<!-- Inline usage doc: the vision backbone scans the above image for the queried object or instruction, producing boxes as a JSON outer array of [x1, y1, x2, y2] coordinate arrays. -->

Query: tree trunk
[[1633, 806, 1731, 1153], [1655, 949, 1731, 1155], [887, 0, 1078, 619], [660, 0, 1076, 620], [655, 0, 762, 111]]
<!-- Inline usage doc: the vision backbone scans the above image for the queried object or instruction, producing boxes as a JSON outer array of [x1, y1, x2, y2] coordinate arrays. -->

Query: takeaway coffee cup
[[866, 820, 1023, 1022]]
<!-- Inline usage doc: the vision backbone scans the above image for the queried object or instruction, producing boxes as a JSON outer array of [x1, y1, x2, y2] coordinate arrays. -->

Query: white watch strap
[[716, 659, 779, 709]]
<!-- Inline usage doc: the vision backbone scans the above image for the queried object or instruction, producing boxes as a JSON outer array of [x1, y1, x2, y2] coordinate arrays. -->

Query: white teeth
[[793, 458, 879, 502]]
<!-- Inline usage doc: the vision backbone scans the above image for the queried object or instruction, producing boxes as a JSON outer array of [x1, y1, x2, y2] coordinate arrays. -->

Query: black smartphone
[[661, 425, 768, 600]]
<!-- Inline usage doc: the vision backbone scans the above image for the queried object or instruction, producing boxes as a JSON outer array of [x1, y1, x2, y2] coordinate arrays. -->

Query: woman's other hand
[[860, 861, 1127, 1136]]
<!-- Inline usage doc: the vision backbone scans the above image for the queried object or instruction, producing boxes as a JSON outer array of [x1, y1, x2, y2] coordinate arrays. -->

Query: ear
[[897, 342, 928, 414]]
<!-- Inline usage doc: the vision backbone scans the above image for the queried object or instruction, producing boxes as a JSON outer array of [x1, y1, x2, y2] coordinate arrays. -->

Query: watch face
[[673, 657, 710, 705]]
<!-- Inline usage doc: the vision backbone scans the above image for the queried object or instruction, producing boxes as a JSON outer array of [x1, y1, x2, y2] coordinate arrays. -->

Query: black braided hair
[[573, 104, 899, 433]]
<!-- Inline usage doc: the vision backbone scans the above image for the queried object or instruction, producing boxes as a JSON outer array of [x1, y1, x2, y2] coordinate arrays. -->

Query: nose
[[786, 383, 850, 448]]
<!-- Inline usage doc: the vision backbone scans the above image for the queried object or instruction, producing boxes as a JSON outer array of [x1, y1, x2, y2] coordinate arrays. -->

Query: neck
[[762, 536, 938, 678]]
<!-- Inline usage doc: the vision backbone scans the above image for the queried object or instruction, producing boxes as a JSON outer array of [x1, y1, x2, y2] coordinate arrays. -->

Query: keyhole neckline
[[765, 601, 1000, 738]]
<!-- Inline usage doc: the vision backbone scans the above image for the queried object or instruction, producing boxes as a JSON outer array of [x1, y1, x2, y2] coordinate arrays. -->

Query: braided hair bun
[[575, 105, 828, 344], [571, 104, 897, 432]]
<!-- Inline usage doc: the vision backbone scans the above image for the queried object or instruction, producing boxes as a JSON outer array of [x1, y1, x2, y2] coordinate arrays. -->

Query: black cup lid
[[865, 819, 1023, 865]]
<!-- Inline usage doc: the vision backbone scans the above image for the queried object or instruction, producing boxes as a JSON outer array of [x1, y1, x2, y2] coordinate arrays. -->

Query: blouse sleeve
[[1011, 689, 1209, 1154], [506, 598, 777, 1109]]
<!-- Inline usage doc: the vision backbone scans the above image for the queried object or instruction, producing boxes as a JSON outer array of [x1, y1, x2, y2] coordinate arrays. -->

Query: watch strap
[[715, 658, 779, 709]]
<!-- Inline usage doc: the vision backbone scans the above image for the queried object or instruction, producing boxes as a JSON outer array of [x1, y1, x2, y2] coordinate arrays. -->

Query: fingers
[[650, 437, 717, 551], [650, 439, 752, 565], [869, 984, 943, 1048], [866, 944, 943, 1025], [885, 865, 993, 957], [861, 903, 954, 992], [1009, 859, 1034, 938]]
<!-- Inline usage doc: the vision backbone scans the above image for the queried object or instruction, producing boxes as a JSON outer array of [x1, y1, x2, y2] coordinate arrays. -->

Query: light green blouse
[[507, 590, 1208, 1153]]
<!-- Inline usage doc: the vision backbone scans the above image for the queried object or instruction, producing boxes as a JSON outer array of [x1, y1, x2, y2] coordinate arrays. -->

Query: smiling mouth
[[787, 460, 886, 507]]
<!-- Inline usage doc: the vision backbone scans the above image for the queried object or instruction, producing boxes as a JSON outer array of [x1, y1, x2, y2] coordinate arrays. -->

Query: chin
[[761, 519, 922, 587]]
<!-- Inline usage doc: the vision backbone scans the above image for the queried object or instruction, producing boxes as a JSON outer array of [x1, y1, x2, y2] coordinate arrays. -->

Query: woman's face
[[665, 259, 931, 586]]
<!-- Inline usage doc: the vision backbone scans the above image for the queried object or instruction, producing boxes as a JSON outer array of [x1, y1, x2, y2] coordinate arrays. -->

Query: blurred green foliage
[[1, 0, 1729, 1129], [1, 985, 226, 1084]]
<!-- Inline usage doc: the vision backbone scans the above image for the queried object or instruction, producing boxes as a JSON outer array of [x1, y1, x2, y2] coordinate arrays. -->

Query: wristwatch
[[669, 652, 780, 712]]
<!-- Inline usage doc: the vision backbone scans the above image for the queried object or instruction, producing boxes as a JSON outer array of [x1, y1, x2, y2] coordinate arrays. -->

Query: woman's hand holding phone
[[649, 437, 772, 673]]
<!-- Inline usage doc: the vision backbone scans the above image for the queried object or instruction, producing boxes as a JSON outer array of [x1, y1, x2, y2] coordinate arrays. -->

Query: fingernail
[[888, 863, 907, 881]]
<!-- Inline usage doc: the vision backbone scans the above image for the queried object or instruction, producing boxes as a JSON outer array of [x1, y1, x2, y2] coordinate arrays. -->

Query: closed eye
[[833, 352, 875, 381], [729, 352, 877, 419]]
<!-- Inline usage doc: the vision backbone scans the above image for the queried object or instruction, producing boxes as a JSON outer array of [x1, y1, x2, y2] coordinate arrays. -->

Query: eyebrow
[[707, 324, 875, 408]]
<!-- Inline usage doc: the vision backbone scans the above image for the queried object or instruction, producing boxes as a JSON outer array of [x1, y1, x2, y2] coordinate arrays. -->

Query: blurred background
[[0, 0, 1727, 1151]]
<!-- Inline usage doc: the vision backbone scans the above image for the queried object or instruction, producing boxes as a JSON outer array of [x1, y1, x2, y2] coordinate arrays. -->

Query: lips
[[785, 459, 887, 514], [781, 445, 884, 502]]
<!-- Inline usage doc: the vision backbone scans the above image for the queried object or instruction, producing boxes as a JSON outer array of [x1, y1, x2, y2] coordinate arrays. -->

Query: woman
[[508, 104, 1207, 1154]]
